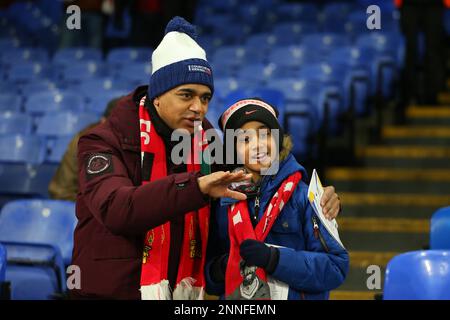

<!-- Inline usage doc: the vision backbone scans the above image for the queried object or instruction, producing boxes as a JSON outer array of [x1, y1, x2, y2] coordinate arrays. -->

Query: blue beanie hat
[[148, 17, 214, 101]]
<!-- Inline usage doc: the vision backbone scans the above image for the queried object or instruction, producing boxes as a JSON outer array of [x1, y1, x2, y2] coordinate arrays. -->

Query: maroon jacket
[[71, 86, 216, 299]]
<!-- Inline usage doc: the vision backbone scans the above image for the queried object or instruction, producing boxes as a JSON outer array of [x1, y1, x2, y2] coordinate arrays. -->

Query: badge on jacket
[[85, 153, 113, 180]]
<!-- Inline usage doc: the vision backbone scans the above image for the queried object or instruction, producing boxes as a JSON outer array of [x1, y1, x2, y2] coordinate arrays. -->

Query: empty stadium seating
[[0, 200, 77, 299], [430, 207, 450, 250], [384, 250, 450, 300]]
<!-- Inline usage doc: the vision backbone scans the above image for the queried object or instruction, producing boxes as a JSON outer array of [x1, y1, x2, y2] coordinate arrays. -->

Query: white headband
[[221, 99, 277, 129]]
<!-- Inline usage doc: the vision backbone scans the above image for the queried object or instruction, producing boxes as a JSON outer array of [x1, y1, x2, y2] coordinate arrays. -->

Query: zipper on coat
[[252, 187, 261, 227], [312, 216, 330, 253]]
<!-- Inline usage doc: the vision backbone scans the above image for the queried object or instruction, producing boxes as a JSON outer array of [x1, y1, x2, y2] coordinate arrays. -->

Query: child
[[205, 98, 349, 300]]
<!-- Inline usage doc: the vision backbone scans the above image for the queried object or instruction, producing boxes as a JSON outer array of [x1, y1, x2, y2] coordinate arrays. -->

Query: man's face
[[153, 84, 212, 134]]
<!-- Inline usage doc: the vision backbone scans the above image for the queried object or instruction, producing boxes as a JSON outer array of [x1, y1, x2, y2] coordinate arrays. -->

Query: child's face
[[235, 121, 277, 174]]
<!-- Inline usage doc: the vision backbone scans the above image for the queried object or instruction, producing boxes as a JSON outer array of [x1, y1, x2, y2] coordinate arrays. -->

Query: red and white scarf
[[138, 96, 210, 300], [225, 172, 302, 300]]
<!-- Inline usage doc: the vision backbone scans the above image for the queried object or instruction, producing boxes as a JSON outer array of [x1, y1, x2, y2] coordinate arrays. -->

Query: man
[[395, 0, 449, 114], [71, 17, 342, 300], [48, 97, 121, 201]]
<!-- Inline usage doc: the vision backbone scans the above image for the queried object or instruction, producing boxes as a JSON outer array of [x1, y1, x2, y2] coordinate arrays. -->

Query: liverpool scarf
[[138, 96, 210, 300], [225, 171, 302, 300]]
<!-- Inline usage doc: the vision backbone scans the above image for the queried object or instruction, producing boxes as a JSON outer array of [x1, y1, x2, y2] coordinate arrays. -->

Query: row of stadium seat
[[0, 201, 448, 300]]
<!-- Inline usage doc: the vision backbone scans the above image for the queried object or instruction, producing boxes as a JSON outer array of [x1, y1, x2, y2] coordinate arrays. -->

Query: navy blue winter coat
[[205, 154, 349, 300]]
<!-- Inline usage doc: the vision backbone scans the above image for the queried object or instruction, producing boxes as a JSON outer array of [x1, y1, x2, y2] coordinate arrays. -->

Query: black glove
[[210, 253, 228, 283], [239, 239, 280, 274]]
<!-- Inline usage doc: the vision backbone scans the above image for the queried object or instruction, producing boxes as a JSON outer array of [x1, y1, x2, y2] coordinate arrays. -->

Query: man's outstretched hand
[[198, 171, 252, 201]]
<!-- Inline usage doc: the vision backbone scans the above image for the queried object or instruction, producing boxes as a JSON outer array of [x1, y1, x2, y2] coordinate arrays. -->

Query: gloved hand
[[239, 239, 280, 274], [210, 253, 228, 283]]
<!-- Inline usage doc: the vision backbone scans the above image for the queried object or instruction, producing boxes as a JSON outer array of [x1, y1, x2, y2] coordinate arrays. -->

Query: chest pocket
[[270, 202, 301, 234]]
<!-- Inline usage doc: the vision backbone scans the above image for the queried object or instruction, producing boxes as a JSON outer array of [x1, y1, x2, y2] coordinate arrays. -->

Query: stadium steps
[[438, 92, 450, 105], [327, 101, 450, 300], [406, 105, 450, 125]]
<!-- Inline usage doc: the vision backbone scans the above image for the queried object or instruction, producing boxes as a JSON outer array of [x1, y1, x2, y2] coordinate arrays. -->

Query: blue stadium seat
[[3, 235, 66, 300], [0, 241, 5, 270], [212, 46, 250, 71], [245, 33, 279, 57], [320, 2, 354, 33], [250, 87, 284, 106], [25, 91, 84, 115], [302, 33, 351, 57], [272, 22, 318, 46], [0, 163, 57, 199], [0, 135, 46, 164], [236, 4, 267, 31], [268, 79, 326, 134], [355, 34, 400, 98], [224, 87, 288, 125], [115, 62, 152, 88], [298, 63, 349, 113], [85, 90, 126, 115], [356, 31, 403, 65], [19, 81, 57, 96], [214, 78, 246, 102], [0, 93, 22, 112], [0, 112, 33, 135], [298, 65, 346, 134], [0, 199, 76, 265], [384, 250, 450, 300], [36, 112, 96, 137], [0, 242, 8, 299], [52, 47, 102, 65], [0, 82, 21, 96], [276, 3, 319, 23], [0, 243, 5, 280], [430, 207, 450, 250], [0, 38, 20, 51], [197, 13, 234, 33], [268, 46, 320, 77], [236, 63, 278, 87], [60, 61, 106, 84], [107, 47, 152, 66], [222, 89, 252, 111], [105, 9, 132, 40], [345, 12, 370, 38], [0, 47, 49, 66], [197, 34, 227, 57], [77, 78, 131, 97], [329, 47, 372, 116], [7, 62, 49, 84], [46, 136, 72, 163], [211, 22, 253, 44]]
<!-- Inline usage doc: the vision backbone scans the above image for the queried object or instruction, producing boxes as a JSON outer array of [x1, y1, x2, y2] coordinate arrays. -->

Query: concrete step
[[331, 251, 395, 296], [329, 290, 380, 300], [340, 231, 428, 252], [356, 145, 450, 168], [338, 192, 450, 208], [326, 168, 450, 195], [438, 92, 450, 105], [338, 217, 429, 233], [406, 105, 450, 125], [336, 192, 448, 219], [382, 125, 450, 146]]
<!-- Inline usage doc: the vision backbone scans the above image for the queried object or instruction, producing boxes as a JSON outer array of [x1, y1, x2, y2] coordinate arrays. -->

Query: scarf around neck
[[225, 171, 301, 300], [138, 96, 210, 300]]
